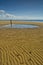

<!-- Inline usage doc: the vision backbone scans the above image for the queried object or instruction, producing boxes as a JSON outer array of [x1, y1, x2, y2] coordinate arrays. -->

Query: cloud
[[15, 16, 43, 20], [0, 10, 5, 14], [5, 13, 15, 18], [0, 10, 15, 20], [0, 10, 43, 20]]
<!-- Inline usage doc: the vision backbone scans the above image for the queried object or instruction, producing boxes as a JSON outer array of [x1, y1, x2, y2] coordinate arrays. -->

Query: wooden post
[[10, 20, 12, 28]]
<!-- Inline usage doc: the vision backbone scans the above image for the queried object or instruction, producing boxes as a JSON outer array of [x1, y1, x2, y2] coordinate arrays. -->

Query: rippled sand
[[0, 21, 43, 65]]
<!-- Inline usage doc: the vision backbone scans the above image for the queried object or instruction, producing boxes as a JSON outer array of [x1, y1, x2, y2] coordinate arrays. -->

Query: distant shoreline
[[0, 20, 43, 22]]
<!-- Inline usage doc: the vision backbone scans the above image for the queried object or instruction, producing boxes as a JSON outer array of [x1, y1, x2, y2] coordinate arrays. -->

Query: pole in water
[[10, 20, 12, 28]]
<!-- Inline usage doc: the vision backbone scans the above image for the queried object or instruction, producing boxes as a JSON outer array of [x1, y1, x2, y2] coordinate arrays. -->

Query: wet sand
[[0, 21, 43, 65]]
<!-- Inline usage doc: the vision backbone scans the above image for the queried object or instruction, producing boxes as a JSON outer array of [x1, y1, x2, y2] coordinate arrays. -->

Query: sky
[[0, 0, 43, 20]]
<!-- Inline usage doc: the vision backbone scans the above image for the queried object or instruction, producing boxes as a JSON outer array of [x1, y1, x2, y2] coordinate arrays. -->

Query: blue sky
[[0, 0, 43, 20]]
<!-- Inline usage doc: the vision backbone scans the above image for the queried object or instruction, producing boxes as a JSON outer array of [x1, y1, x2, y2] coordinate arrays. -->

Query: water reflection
[[0, 24, 39, 28]]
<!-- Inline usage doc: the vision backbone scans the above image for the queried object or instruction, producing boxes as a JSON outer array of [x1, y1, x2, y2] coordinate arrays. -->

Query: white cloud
[[15, 16, 43, 20], [0, 10, 5, 14], [5, 13, 15, 18], [0, 10, 15, 20], [0, 10, 43, 20]]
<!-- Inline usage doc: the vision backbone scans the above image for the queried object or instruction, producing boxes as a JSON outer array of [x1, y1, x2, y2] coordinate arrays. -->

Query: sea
[[0, 20, 43, 22], [15, 20, 43, 22]]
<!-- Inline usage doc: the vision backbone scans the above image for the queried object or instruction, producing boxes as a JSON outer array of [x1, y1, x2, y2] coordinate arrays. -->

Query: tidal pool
[[0, 24, 39, 28]]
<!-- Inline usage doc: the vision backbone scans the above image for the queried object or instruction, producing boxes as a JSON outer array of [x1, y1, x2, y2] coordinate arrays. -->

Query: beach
[[0, 21, 43, 65]]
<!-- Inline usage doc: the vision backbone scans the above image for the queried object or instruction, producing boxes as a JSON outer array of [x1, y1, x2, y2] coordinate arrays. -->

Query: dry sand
[[0, 20, 43, 26], [0, 21, 43, 65]]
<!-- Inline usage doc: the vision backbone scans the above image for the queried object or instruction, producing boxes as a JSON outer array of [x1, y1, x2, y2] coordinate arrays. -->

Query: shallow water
[[0, 24, 39, 28]]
